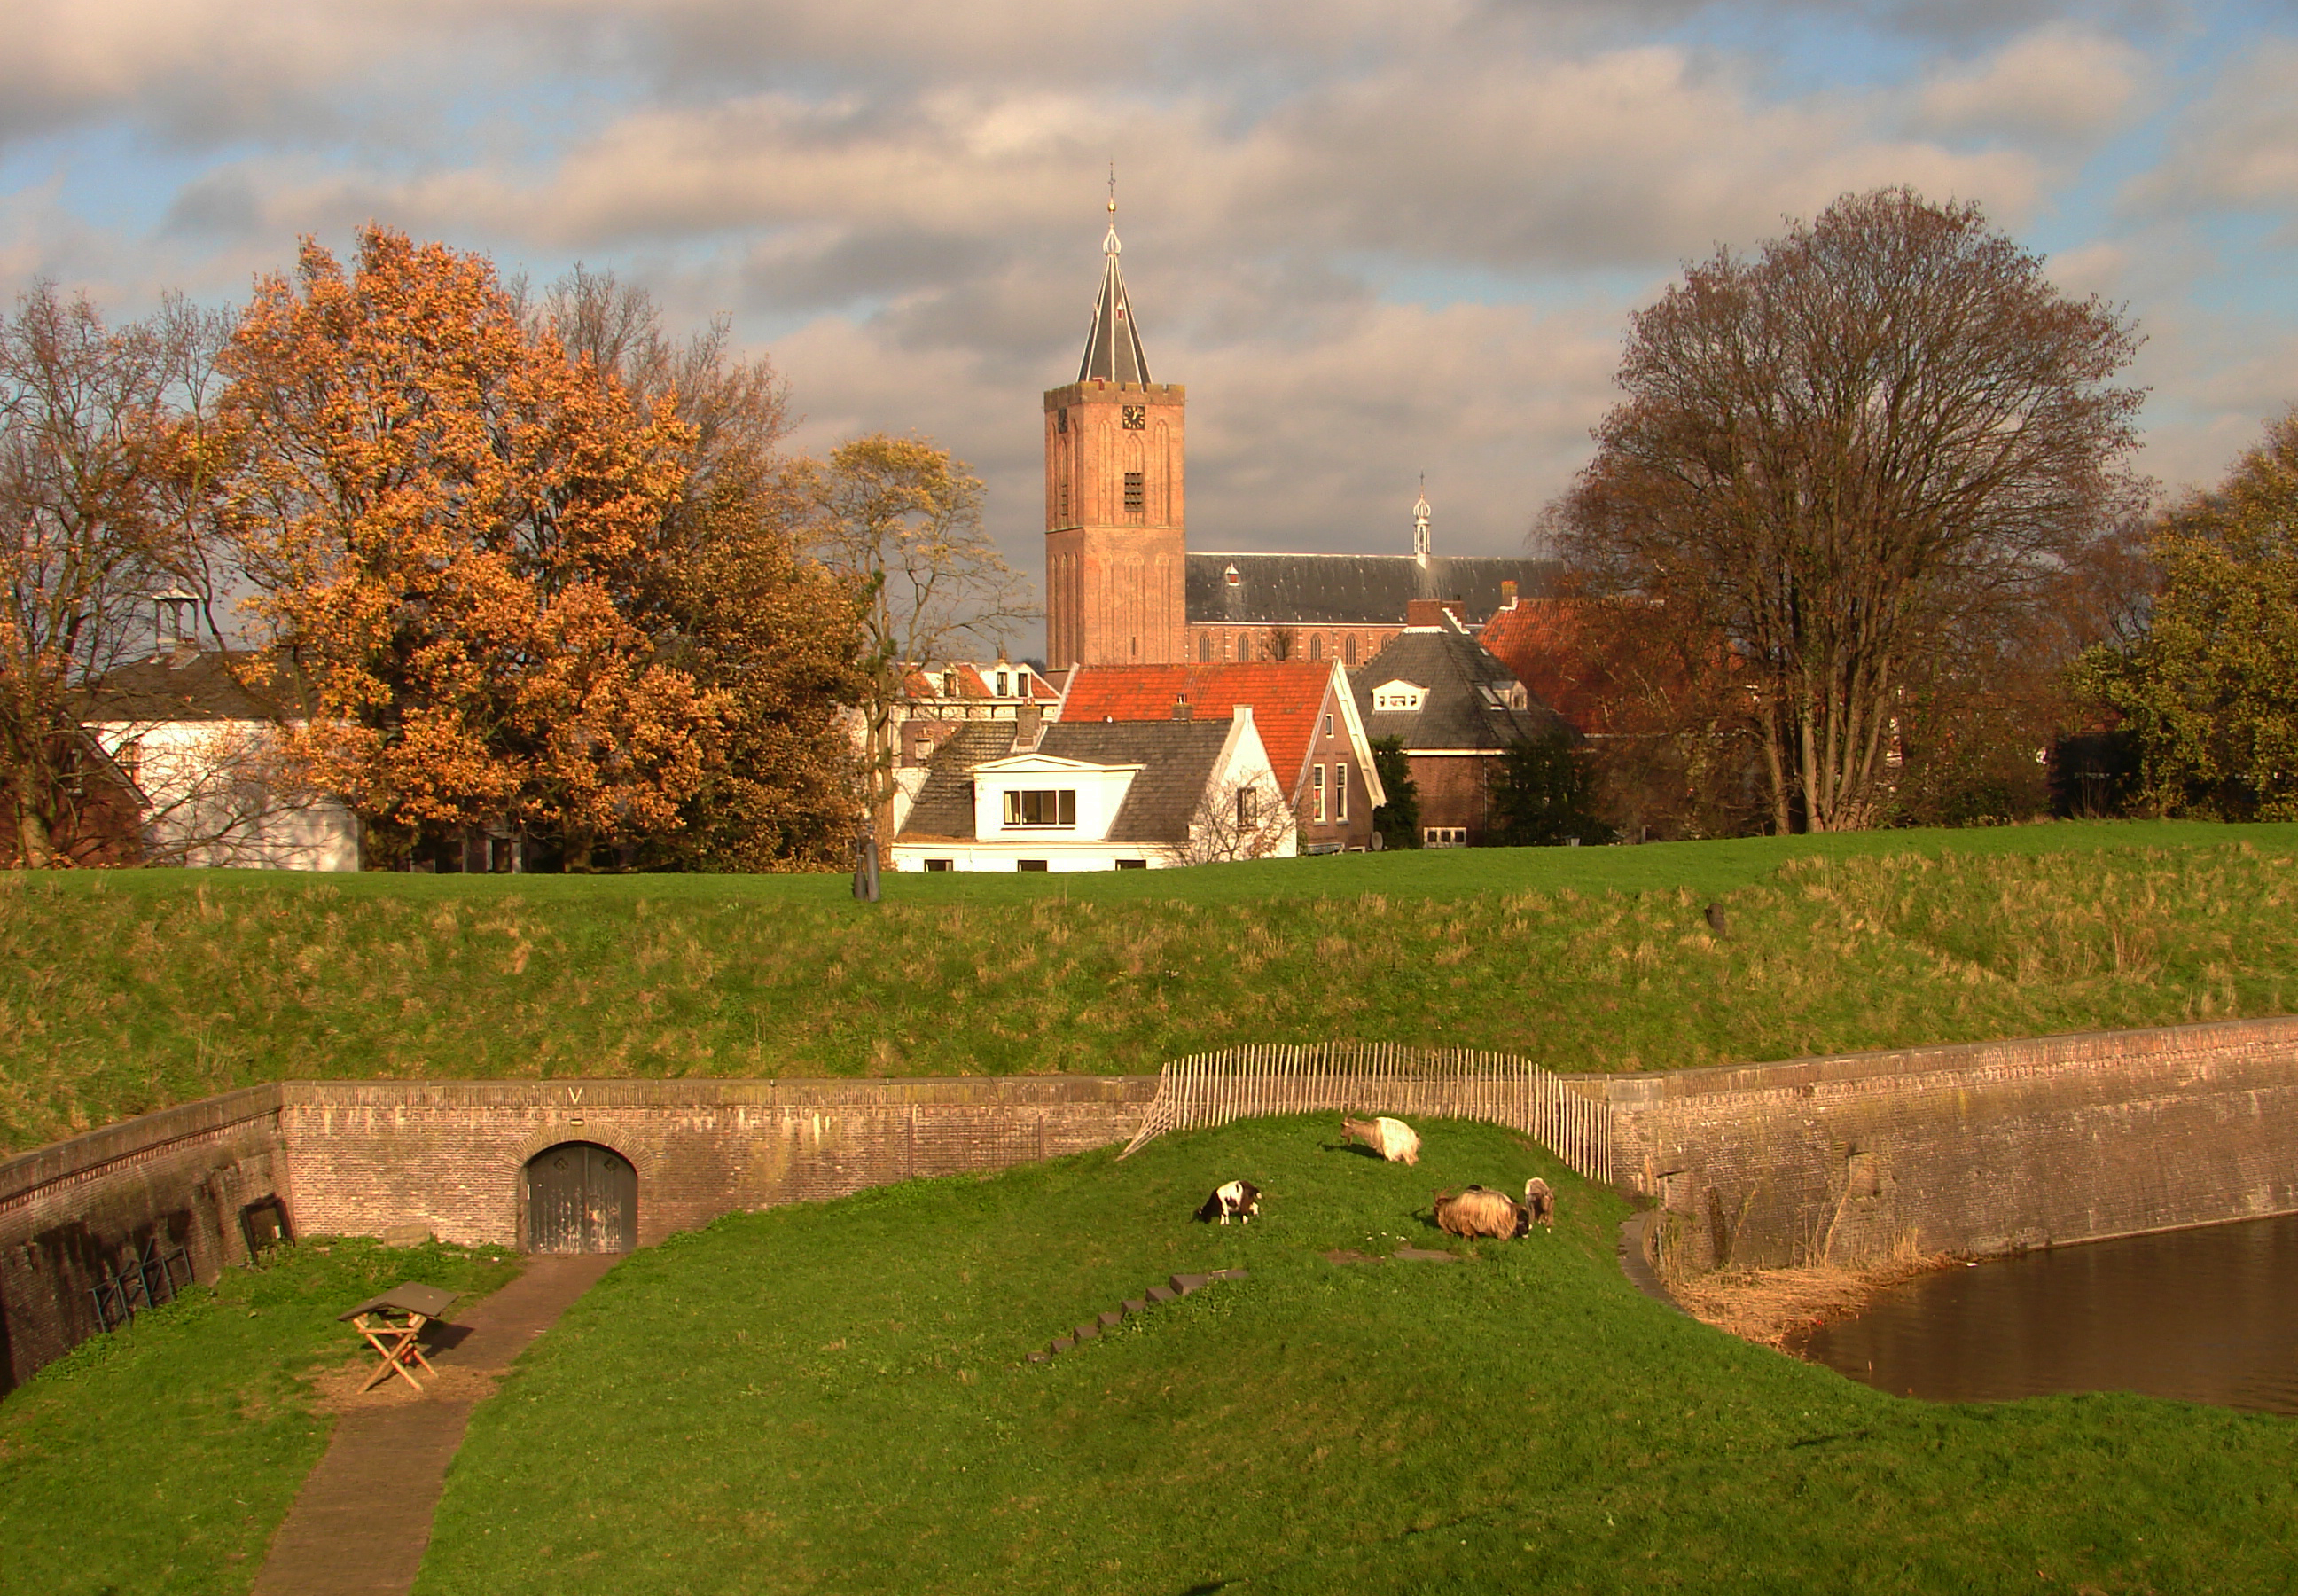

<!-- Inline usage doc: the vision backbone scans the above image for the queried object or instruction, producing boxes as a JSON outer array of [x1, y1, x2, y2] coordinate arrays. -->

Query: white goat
[[1340, 1115, 1421, 1165]]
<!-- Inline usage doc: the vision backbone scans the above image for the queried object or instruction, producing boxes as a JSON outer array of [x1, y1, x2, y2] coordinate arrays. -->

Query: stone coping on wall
[[1600, 1014, 2298, 1108], [279, 1076, 1161, 1111], [0, 1084, 285, 1210]]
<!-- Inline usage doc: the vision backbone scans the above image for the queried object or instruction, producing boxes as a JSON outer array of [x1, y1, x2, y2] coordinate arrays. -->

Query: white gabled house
[[78, 647, 361, 872], [890, 704, 1294, 872]]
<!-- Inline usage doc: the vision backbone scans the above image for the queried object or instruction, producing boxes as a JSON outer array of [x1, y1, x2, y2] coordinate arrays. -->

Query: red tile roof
[[1478, 599, 1598, 731], [1057, 662, 1340, 795]]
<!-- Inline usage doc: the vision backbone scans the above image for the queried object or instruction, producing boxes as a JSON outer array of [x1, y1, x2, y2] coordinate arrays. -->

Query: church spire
[[1076, 174, 1151, 384]]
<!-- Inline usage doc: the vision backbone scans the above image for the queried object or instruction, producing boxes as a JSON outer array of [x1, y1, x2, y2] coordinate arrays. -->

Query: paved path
[[253, 1255, 619, 1596]]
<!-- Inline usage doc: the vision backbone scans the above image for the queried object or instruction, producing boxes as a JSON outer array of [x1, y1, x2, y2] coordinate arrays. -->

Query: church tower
[[1043, 193, 1185, 670]]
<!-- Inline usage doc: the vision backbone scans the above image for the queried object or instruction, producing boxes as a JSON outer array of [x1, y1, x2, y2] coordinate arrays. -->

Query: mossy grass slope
[[7, 820, 2298, 1154], [423, 1116, 2298, 1593], [0, 1238, 518, 1596]]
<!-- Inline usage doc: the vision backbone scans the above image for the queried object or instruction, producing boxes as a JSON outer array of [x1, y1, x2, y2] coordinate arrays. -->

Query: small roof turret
[[1076, 185, 1151, 385]]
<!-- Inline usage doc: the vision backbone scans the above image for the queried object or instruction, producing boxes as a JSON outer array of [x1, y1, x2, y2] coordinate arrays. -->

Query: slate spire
[[1076, 179, 1151, 385]]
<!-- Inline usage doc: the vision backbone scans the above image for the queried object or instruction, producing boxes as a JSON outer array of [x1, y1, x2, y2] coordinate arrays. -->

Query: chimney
[[1171, 696, 1192, 722], [1501, 579, 1518, 610], [1405, 598, 1447, 627]]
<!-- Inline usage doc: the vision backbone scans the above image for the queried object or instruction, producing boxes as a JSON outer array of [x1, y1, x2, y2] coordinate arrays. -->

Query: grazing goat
[[1434, 1185, 1527, 1240], [1195, 1179, 1262, 1225], [1523, 1177, 1555, 1228], [1340, 1115, 1421, 1165]]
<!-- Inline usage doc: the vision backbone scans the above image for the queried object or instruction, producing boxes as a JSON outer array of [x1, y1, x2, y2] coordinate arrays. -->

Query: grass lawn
[[0, 1238, 518, 1596], [417, 1115, 2298, 1594], [7, 819, 2298, 1155]]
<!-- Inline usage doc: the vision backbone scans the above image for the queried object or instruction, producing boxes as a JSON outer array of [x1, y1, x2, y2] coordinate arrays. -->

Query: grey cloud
[[2129, 41, 2298, 215]]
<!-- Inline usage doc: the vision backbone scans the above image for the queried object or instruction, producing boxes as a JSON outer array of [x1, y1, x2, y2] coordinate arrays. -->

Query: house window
[[942, 670, 959, 698], [1116, 858, 1147, 870], [1324, 714, 1334, 738], [1003, 789, 1077, 827], [1345, 635, 1357, 666], [1123, 472, 1145, 513], [1337, 762, 1349, 821], [925, 858, 953, 872], [913, 737, 933, 762], [1237, 786, 1258, 827], [1313, 764, 1326, 823], [996, 670, 1011, 697], [1018, 859, 1050, 872], [1425, 826, 1467, 848], [115, 738, 144, 785]]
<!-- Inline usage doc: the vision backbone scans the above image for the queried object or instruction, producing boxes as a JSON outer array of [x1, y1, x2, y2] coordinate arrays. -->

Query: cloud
[[1912, 24, 2149, 142], [2131, 40, 2298, 215]]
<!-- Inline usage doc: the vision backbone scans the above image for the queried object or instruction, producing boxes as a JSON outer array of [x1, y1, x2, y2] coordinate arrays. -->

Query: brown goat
[[1340, 1115, 1420, 1165], [1433, 1185, 1527, 1240], [1523, 1177, 1555, 1228]]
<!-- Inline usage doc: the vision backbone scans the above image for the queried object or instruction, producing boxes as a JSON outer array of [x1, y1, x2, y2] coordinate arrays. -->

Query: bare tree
[[796, 435, 1037, 851], [1556, 189, 2145, 833], [1175, 772, 1296, 864], [0, 286, 237, 865]]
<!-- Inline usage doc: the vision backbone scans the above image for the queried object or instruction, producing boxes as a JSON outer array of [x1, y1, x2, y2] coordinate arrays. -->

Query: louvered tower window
[[1123, 472, 1145, 513]]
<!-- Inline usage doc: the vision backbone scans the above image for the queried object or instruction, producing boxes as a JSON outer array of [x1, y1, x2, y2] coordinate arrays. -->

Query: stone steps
[[1026, 1269, 1247, 1363]]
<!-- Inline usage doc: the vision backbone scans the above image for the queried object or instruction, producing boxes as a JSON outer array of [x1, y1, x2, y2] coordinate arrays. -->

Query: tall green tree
[[2075, 411, 2298, 820], [1488, 730, 1614, 846], [1557, 189, 2145, 834], [1369, 735, 1419, 849]]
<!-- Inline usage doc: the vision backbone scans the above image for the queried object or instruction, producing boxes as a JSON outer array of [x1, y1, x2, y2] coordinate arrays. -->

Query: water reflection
[[1791, 1213, 2298, 1414]]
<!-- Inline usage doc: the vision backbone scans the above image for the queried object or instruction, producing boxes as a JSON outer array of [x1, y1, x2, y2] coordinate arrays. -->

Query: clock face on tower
[[1121, 404, 1145, 430]]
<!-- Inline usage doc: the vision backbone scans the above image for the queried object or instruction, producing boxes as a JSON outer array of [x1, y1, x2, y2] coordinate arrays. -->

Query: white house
[[79, 649, 360, 872], [890, 704, 1294, 872]]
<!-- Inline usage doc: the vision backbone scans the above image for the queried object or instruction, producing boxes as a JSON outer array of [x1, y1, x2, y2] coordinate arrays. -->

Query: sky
[[8, 0, 2298, 654]]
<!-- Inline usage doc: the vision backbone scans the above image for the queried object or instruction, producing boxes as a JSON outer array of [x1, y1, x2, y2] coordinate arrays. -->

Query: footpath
[[252, 1254, 619, 1596]]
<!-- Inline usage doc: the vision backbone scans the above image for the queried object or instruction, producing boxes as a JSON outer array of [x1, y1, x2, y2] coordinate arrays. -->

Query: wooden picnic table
[[339, 1284, 460, 1393]]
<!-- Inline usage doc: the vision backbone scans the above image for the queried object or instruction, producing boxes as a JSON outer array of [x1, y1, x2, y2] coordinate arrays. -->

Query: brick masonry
[[9, 1017, 2298, 1389], [1605, 1015, 2298, 1271], [0, 1075, 1153, 1392], [0, 1085, 294, 1394]]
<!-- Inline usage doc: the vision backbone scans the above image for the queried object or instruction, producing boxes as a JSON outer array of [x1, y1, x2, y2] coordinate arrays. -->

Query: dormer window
[[1372, 680, 1427, 713], [996, 671, 1011, 697], [1003, 789, 1077, 828], [1223, 563, 1240, 587], [942, 670, 959, 698]]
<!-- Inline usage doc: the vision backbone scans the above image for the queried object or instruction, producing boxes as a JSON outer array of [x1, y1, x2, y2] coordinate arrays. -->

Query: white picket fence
[[1118, 1042, 1613, 1184]]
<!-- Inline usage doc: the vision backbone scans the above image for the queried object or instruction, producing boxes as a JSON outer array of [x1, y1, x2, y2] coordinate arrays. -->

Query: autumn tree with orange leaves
[[217, 228, 726, 869]]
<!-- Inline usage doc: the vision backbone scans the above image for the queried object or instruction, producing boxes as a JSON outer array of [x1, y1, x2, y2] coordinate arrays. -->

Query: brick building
[[1353, 605, 1572, 847], [1043, 209, 1562, 677]]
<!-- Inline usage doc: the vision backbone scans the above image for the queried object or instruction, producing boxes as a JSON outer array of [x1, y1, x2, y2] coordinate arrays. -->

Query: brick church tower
[[1043, 198, 1185, 669]]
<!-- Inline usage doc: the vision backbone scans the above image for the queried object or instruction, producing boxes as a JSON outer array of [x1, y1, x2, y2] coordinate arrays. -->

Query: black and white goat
[[1195, 1179, 1262, 1225]]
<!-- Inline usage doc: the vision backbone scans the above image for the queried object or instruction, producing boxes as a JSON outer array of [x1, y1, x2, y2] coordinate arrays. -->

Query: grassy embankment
[[396, 1115, 2298, 1594], [0, 1239, 516, 1596], [7, 819, 2298, 1156]]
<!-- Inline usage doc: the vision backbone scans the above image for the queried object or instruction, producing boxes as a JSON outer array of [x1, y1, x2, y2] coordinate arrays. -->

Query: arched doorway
[[524, 1142, 636, 1254]]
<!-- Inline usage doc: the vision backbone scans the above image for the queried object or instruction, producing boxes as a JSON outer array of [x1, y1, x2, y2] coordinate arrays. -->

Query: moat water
[[1789, 1212, 2298, 1415]]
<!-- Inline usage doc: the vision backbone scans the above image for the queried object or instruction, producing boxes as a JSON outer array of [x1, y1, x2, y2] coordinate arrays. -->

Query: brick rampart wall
[[278, 1076, 1158, 1250], [0, 1085, 292, 1392], [9, 1021, 2297, 1389], [1606, 1016, 2298, 1271]]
